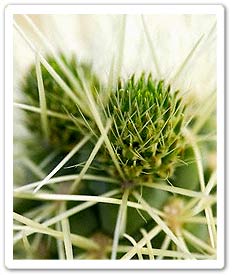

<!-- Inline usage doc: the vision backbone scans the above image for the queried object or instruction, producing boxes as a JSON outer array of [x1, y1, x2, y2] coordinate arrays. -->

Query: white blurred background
[[13, 14, 216, 97]]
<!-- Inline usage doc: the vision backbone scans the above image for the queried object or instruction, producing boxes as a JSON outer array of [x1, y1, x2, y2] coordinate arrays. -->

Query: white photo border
[[5, 3, 225, 270]]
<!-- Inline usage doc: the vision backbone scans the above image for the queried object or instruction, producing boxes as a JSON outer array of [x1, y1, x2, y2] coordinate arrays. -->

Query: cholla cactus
[[13, 14, 217, 263]]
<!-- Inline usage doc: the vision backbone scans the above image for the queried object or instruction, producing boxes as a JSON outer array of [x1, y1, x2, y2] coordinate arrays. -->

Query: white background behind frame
[[2, 1, 225, 272]]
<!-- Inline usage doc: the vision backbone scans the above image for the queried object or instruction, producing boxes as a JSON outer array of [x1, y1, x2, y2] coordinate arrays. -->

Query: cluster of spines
[[15, 53, 215, 261]]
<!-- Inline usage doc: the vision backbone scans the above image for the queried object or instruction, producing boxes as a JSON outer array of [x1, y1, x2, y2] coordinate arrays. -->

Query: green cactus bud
[[21, 53, 100, 152], [105, 74, 186, 184]]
